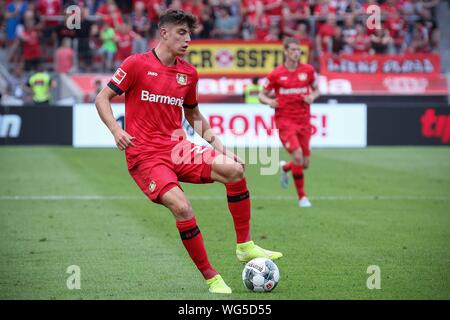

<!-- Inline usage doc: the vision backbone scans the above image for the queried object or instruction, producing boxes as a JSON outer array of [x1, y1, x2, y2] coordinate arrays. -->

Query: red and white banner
[[320, 53, 441, 75], [71, 71, 448, 102], [316, 53, 448, 95], [73, 103, 367, 148], [319, 53, 448, 95], [71, 75, 260, 103], [317, 74, 448, 95]]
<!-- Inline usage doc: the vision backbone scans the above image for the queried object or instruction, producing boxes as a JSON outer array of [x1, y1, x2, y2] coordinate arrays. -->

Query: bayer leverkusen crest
[[176, 73, 187, 85], [298, 73, 307, 81], [149, 181, 157, 193]]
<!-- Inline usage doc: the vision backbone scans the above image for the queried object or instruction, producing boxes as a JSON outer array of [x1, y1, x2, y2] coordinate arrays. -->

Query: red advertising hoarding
[[319, 53, 447, 95], [320, 53, 441, 75], [71, 53, 447, 101]]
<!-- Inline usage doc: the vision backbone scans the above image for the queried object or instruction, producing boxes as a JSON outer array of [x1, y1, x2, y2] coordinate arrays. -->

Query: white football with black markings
[[242, 258, 280, 292]]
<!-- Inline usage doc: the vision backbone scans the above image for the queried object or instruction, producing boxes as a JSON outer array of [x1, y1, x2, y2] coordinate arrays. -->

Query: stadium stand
[[0, 0, 448, 104]]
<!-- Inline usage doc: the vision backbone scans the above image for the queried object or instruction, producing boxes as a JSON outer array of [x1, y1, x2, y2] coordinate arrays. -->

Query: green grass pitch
[[0, 146, 449, 300]]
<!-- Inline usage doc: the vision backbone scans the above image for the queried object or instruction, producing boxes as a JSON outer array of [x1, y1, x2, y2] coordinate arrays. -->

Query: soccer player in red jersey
[[259, 37, 320, 208], [95, 10, 282, 294]]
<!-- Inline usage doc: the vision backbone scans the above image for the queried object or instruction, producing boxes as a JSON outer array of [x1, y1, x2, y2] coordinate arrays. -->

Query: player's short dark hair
[[283, 37, 299, 50], [158, 9, 197, 32]]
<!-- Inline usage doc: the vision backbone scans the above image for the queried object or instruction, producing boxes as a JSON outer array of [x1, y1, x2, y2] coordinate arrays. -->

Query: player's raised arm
[[303, 74, 320, 104], [258, 87, 278, 108], [304, 86, 320, 104], [95, 85, 135, 150], [258, 74, 278, 108]]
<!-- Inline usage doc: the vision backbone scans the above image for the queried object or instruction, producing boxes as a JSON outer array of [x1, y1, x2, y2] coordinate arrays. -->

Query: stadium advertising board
[[368, 106, 450, 145], [71, 75, 258, 103], [318, 53, 448, 95], [73, 103, 125, 147], [186, 40, 310, 76], [0, 106, 72, 145], [320, 53, 441, 75], [73, 104, 367, 148], [319, 74, 448, 95], [71, 74, 448, 101]]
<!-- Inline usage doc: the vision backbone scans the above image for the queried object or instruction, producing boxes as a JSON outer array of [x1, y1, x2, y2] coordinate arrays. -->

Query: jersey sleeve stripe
[[183, 103, 198, 109], [107, 81, 124, 96]]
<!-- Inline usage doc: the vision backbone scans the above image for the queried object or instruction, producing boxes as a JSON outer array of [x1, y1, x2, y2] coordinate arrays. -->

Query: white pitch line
[[0, 195, 449, 201]]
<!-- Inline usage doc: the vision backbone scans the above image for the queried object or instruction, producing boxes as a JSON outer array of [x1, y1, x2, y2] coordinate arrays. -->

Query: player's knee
[[293, 154, 303, 166], [226, 163, 245, 183], [171, 201, 193, 220], [233, 163, 245, 181], [303, 159, 310, 169]]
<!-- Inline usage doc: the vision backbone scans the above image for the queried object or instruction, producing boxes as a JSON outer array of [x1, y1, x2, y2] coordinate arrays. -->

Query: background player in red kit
[[259, 37, 320, 208], [95, 10, 282, 294]]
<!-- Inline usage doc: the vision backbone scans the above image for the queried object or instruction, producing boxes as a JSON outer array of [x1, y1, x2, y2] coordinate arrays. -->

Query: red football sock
[[176, 217, 218, 280], [225, 178, 251, 244], [291, 164, 306, 199], [282, 160, 293, 172]]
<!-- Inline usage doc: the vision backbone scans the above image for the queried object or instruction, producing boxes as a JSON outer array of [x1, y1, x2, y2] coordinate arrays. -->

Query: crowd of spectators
[[0, 0, 442, 87]]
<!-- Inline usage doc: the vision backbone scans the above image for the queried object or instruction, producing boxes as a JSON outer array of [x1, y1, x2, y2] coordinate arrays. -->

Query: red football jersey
[[264, 63, 316, 124], [108, 50, 199, 170]]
